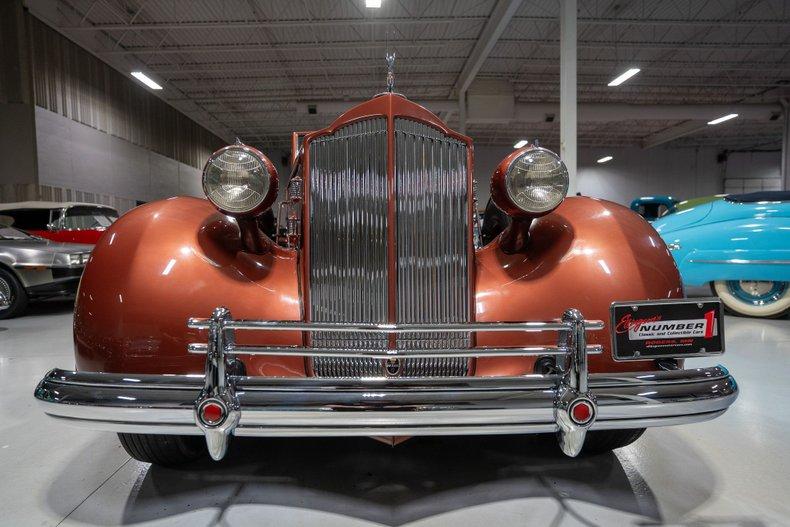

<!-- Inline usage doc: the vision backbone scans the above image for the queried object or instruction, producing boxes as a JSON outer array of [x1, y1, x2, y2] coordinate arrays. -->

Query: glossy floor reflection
[[1, 300, 788, 526]]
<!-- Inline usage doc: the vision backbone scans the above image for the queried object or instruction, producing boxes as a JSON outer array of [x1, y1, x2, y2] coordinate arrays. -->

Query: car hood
[[653, 202, 714, 235]]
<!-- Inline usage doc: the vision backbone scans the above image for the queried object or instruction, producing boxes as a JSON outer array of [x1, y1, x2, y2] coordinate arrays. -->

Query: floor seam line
[[54, 456, 132, 527]]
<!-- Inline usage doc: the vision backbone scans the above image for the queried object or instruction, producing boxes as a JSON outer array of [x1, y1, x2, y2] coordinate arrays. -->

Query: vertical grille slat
[[309, 116, 470, 379]]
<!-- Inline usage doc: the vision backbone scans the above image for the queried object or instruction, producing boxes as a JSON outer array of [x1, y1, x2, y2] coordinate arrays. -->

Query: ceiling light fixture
[[597, 156, 613, 164], [131, 71, 163, 90], [707, 113, 738, 125], [513, 139, 528, 149], [366, 0, 382, 7], [607, 68, 640, 87]]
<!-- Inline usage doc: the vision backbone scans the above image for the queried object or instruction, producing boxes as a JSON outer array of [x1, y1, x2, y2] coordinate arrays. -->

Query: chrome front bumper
[[34, 307, 738, 460]]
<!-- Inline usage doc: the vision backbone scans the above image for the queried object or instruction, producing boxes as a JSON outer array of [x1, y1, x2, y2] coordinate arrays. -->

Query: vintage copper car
[[34, 92, 737, 465]]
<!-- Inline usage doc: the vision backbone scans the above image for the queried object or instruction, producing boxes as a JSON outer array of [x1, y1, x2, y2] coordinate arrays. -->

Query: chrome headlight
[[202, 143, 278, 216], [504, 147, 569, 215], [492, 146, 569, 218]]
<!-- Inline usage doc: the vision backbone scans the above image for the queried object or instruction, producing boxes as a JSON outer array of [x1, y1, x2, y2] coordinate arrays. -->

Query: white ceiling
[[27, 0, 790, 152]]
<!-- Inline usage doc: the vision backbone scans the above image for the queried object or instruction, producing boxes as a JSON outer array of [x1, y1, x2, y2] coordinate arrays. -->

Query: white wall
[[34, 106, 204, 212], [722, 151, 782, 193], [472, 144, 726, 209]]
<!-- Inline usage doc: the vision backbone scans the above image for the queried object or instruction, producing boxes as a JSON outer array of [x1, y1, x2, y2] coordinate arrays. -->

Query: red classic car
[[0, 201, 118, 244], [34, 88, 737, 466]]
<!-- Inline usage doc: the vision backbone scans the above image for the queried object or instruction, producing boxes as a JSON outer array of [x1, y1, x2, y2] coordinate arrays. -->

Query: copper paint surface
[[475, 197, 683, 375], [74, 197, 303, 376]]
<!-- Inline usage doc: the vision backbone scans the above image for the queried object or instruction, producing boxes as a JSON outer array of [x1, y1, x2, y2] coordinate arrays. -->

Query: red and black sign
[[610, 298, 724, 360]]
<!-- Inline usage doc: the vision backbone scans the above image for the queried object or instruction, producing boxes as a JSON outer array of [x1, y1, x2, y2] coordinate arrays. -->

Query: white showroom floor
[[1, 300, 788, 527]]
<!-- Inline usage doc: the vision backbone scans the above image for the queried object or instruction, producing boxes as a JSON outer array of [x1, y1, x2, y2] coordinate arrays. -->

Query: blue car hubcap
[[726, 280, 787, 306]]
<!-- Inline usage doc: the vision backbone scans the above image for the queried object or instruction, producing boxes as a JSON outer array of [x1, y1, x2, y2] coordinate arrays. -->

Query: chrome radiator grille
[[309, 117, 470, 378], [395, 118, 470, 356], [309, 118, 388, 353]]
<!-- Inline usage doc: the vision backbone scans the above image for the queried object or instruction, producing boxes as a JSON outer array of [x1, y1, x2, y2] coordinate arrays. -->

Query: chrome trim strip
[[42, 410, 725, 437], [35, 364, 733, 390], [186, 343, 604, 358], [187, 319, 605, 332], [688, 259, 790, 265], [46, 369, 733, 395]]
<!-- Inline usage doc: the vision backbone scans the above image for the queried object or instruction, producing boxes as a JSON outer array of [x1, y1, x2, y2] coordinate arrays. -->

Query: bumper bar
[[37, 366, 736, 435], [34, 306, 738, 460]]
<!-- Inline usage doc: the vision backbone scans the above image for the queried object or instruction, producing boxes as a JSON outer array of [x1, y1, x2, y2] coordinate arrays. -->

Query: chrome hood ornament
[[386, 52, 396, 92]]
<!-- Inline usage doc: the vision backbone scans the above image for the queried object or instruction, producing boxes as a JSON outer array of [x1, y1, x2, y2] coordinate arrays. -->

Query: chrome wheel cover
[[726, 280, 787, 306], [0, 276, 12, 308]]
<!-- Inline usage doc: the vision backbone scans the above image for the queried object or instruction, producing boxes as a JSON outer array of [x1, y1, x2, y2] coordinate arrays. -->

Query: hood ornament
[[386, 52, 396, 93]]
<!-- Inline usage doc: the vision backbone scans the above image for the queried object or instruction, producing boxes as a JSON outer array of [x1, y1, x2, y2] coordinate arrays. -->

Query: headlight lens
[[505, 148, 569, 214], [203, 146, 271, 214]]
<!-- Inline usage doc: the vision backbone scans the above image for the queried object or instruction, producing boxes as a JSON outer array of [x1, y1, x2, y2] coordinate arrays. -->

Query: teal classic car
[[653, 191, 790, 318]]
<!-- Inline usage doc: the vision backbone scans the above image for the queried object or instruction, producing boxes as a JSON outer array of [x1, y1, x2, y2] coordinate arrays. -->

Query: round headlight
[[492, 146, 569, 217], [202, 144, 278, 216]]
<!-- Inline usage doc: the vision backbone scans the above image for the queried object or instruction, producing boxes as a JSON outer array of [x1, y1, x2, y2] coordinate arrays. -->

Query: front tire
[[118, 433, 207, 466], [713, 280, 790, 318], [0, 268, 28, 320], [581, 429, 646, 455]]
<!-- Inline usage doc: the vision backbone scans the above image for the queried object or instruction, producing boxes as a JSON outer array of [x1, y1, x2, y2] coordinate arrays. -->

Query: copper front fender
[[74, 197, 304, 376], [76, 196, 681, 378], [474, 197, 683, 375]]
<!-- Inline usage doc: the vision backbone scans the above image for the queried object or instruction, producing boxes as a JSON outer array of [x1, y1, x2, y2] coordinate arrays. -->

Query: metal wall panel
[[27, 16, 222, 169]]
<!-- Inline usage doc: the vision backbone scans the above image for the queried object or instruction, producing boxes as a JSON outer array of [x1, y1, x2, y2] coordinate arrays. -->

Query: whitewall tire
[[713, 280, 790, 318]]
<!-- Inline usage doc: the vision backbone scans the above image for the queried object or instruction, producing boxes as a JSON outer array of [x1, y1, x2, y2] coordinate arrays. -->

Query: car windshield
[[64, 206, 118, 230], [0, 226, 35, 240], [637, 203, 669, 221]]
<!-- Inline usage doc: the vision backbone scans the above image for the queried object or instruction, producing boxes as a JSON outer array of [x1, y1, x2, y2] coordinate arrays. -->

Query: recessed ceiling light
[[131, 71, 163, 90], [597, 156, 613, 163], [513, 139, 528, 148], [366, 0, 382, 7], [707, 113, 738, 125], [607, 68, 640, 87]]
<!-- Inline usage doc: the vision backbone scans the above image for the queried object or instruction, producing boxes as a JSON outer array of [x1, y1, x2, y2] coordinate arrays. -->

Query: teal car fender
[[653, 193, 790, 287]]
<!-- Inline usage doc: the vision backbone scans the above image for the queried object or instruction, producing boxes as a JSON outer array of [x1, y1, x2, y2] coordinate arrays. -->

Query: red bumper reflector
[[570, 400, 593, 425], [200, 401, 225, 425]]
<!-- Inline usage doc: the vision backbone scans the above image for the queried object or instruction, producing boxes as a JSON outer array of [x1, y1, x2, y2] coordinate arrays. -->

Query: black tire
[[0, 267, 28, 320], [118, 433, 207, 466], [581, 428, 646, 455]]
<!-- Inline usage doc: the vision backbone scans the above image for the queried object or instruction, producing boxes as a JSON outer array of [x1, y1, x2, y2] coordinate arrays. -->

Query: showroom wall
[[35, 107, 205, 212], [472, 144, 727, 208], [0, 8, 226, 211], [0, 1, 38, 202], [723, 151, 783, 193]]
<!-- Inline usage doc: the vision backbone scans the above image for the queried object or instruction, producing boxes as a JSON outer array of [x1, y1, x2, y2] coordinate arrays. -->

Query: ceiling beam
[[96, 39, 474, 55], [641, 120, 709, 149], [95, 38, 790, 57], [58, 17, 790, 32], [452, 0, 523, 96]]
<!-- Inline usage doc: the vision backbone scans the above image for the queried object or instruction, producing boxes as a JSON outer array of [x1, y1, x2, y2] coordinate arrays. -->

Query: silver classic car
[[0, 224, 91, 318]]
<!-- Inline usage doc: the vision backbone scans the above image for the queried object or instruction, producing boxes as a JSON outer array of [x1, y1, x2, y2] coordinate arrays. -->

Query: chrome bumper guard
[[35, 307, 738, 461]]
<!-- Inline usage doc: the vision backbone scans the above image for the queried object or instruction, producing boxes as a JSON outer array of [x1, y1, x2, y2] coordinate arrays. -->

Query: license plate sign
[[610, 298, 724, 360]]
